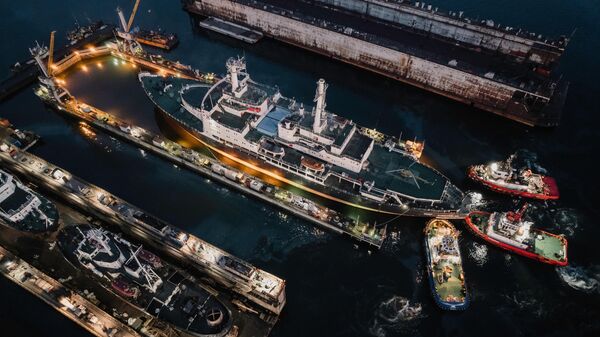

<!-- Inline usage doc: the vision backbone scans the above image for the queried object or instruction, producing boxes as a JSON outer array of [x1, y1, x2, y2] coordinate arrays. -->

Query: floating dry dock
[[0, 245, 142, 337], [0, 143, 286, 318], [184, 0, 570, 126]]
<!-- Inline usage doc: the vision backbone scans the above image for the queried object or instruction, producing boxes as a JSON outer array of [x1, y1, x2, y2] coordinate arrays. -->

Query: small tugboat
[[424, 219, 468, 310], [465, 204, 568, 266], [468, 154, 559, 200]]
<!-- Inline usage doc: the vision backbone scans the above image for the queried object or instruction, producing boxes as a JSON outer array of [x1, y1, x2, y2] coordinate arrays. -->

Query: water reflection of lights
[[96, 62, 103, 69], [81, 65, 89, 72], [78, 122, 96, 138]]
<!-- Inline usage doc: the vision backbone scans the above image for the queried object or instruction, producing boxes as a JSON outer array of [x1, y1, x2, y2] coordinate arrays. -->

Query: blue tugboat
[[424, 219, 469, 310]]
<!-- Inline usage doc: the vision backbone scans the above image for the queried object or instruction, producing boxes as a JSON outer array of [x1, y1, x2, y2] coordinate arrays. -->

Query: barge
[[132, 29, 179, 50], [183, 0, 570, 126]]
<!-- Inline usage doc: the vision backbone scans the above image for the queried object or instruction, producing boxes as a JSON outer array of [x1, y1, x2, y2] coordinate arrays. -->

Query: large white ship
[[139, 57, 467, 216]]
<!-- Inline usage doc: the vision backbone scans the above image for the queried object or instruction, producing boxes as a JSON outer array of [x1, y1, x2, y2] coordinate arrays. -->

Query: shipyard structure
[[184, 0, 570, 126]]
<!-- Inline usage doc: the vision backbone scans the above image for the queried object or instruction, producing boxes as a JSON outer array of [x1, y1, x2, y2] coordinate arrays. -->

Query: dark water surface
[[1, 1, 599, 336]]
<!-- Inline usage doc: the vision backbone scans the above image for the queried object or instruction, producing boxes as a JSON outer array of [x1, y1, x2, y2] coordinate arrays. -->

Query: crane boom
[[47, 31, 56, 76], [126, 0, 141, 33]]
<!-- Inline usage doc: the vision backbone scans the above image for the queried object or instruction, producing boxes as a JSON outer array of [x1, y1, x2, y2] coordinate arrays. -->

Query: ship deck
[[359, 145, 448, 201], [426, 220, 466, 307], [533, 230, 566, 261]]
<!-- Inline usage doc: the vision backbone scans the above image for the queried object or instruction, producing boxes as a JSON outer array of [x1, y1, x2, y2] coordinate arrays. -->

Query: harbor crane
[[116, 0, 143, 54], [30, 31, 72, 102], [47, 31, 55, 76]]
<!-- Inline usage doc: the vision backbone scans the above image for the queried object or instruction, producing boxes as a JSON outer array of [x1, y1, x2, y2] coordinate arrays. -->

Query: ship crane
[[47, 30, 55, 76], [30, 31, 73, 102], [116, 0, 143, 54]]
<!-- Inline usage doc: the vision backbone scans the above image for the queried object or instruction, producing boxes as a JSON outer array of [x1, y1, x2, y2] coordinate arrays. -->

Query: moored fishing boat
[[424, 219, 468, 310], [465, 205, 568, 266]]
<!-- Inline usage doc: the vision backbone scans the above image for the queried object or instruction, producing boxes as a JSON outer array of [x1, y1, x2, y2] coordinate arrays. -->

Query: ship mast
[[313, 79, 328, 133]]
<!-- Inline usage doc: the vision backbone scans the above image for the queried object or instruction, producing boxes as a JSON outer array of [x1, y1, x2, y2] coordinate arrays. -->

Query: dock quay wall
[[312, 0, 565, 67], [186, 0, 564, 126]]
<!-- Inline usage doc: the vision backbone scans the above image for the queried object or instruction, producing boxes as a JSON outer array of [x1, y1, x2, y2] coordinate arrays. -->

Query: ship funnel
[[226, 57, 246, 97], [313, 79, 328, 133]]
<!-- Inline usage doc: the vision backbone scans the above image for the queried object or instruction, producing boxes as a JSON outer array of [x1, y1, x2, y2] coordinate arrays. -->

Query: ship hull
[[465, 211, 568, 266], [155, 104, 463, 218], [468, 166, 559, 200]]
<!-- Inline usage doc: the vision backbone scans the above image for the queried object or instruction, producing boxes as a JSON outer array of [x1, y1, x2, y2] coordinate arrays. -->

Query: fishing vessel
[[468, 154, 559, 200], [58, 224, 233, 337], [139, 57, 467, 217], [423, 219, 468, 310], [0, 169, 58, 233], [465, 205, 568, 266]]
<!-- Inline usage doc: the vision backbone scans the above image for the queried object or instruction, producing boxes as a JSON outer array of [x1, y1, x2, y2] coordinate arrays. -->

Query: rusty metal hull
[[184, 0, 566, 126]]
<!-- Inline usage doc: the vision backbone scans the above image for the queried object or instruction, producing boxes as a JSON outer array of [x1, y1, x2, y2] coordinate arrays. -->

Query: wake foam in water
[[502, 289, 548, 318], [549, 208, 580, 238], [523, 204, 580, 238], [513, 149, 547, 174], [369, 296, 423, 337], [556, 265, 600, 293], [468, 241, 489, 266]]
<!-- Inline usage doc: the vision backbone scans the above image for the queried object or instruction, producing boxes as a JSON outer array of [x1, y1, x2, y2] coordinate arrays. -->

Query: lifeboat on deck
[[111, 279, 139, 298], [301, 156, 325, 173]]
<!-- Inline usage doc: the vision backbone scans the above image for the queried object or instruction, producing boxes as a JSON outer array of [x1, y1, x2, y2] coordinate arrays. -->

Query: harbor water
[[1, 0, 599, 336]]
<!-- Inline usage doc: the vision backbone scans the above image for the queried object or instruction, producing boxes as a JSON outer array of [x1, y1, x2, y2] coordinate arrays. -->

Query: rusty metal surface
[[185, 0, 565, 126]]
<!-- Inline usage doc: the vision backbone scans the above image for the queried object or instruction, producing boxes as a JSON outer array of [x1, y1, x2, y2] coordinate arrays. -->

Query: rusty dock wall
[[184, 0, 567, 126]]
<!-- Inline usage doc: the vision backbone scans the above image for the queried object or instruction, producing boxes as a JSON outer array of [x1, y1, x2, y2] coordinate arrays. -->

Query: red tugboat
[[465, 205, 568, 266], [468, 154, 559, 200]]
